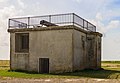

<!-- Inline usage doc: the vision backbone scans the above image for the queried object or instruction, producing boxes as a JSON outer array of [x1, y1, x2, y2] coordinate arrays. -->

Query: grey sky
[[0, 0, 120, 60]]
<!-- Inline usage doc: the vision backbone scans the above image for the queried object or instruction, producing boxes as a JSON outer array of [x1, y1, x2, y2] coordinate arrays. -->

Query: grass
[[102, 61, 120, 64], [0, 60, 10, 70], [0, 60, 9, 66], [102, 61, 120, 71], [0, 60, 120, 79]]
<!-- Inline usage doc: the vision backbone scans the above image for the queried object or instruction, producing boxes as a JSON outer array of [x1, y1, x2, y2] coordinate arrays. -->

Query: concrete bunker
[[8, 13, 102, 73]]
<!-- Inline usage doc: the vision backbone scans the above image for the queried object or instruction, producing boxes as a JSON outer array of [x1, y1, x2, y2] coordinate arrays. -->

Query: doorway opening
[[39, 58, 49, 73]]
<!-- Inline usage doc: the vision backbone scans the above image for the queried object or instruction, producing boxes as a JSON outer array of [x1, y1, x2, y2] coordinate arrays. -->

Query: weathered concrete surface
[[29, 29, 73, 73], [9, 26, 73, 73], [73, 30, 87, 70], [10, 33, 29, 70], [8, 25, 102, 73], [86, 33, 102, 69]]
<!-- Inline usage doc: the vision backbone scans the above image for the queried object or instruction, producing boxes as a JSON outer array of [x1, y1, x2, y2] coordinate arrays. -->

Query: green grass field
[[0, 60, 120, 79]]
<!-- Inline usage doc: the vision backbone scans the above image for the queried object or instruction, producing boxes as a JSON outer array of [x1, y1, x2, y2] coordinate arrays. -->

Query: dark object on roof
[[40, 20, 58, 27]]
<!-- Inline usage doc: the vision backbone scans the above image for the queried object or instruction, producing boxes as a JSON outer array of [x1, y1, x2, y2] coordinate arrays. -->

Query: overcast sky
[[0, 0, 120, 60]]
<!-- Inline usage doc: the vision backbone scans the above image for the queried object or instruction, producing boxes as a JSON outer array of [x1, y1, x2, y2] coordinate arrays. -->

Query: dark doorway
[[39, 58, 49, 73]]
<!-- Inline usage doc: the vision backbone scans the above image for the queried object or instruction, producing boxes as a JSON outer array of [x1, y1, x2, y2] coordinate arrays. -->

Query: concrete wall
[[86, 33, 102, 69], [29, 29, 73, 73], [86, 34, 97, 69], [9, 25, 102, 73], [10, 33, 29, 70], [96, 35, 102, 68], [10, 28, 73, 73], [73, 29, 102, 70], [10, 33, 16, 70], [73, 30, 87, 71]]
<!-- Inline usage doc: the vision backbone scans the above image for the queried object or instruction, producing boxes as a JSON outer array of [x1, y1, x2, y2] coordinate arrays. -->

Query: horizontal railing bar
[[10, 19, 27, 24], [10, 13, 74, 19]]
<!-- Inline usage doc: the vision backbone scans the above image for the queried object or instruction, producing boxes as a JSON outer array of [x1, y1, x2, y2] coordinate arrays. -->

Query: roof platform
[[8, 13, 96, 32]]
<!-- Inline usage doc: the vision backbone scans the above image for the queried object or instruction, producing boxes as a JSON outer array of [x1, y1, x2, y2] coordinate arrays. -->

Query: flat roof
[[8, 25, 102, 37]]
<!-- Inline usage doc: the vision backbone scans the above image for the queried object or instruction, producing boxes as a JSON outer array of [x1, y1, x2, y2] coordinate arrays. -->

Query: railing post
[[28, 17, 30, 28], [49, 15, 51, 23], [83, 19, 84, 29], [95, 26, 96, 32], [87, 21, 88, 31], [8, 19, 10, 28], [73, 13, 74, 26]]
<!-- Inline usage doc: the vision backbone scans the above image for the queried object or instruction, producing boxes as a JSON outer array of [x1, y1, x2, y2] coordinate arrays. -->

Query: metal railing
[[8, 13, 96, 32]]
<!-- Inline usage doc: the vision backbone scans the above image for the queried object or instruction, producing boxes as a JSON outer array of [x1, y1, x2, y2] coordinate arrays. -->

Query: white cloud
[[73, 0, 82, 3], [0, 5, 18, 31], [17, 0, 25, 8], [0, 5, 22, 59], [90, 17, 105, 33], [90, 12, 120, 34], [106, 20, 120, 30], [0, 6, 17, 18], [96, 13, 103, 21], [0, 5, 18, 45], [0, 0, 8, 3], [92, 19, 120, 33]]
